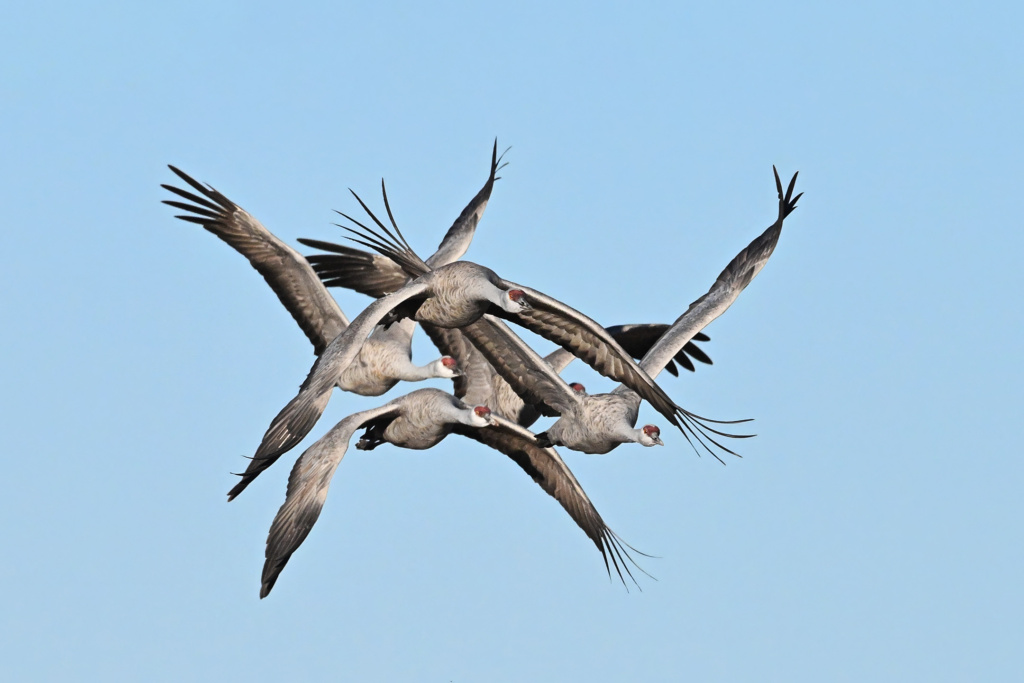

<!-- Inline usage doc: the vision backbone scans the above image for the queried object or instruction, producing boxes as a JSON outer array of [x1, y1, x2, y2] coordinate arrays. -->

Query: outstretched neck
[[433, 398, 479, 427], [397, 360, 438, 382], [607, 424, 645, 446], [395, 361, 445, 382]]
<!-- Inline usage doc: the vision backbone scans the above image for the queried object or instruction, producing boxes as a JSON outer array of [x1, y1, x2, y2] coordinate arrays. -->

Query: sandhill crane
[[528, 168, 802, 455], [160, 140, 504, 394], [230, 190, 692, 499], [389, 167, 799, 456], [299, 241, 713, 427], [259, 387, 642, 597]]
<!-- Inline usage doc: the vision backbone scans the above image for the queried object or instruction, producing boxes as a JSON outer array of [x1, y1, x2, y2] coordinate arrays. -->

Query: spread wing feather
[[605, 326, 712, 376], [260, 404, 401, 597], [544, 327, 712, 377], [493, 284, 687, 431], [162, 166, 348, 355], [297, 239, 409, 297], [453, 416, 647, 588], [426, 139, 508, 267], [639, 168, 801, 377], [298, 140, 502, 288]]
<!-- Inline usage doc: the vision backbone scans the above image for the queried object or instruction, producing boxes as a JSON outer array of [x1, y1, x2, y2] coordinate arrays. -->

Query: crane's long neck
[[431, 396, 477, 427], [606, 422, 642, 445], [393, 359, 444, 382], [471, 278, 509, 309], [607, 396, 643, 441], [426, 393, 489, 428]]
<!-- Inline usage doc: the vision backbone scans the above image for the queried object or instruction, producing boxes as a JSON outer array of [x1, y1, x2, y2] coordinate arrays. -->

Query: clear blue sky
[[2, 1, 1021, 680]]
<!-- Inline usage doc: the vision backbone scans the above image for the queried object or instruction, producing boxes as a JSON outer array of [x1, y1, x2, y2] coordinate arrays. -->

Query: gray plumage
[[260, 389, 489, 597], [161, 166, 459, 399], [220, 144, 503, 499], [162, 165, 349, 354], [302, 199, 715, 429], [244, 194, 690, 492], [260, 388, 643, 597], [333, 204, 688, 426], [539, 167, 802, 458]]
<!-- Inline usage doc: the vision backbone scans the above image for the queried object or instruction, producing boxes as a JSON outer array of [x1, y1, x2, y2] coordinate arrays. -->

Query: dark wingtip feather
[[601, 530, 656, 591], [167, 164, 213, 197], [682, 341, 713, 367], [260, 571, 281, 599], [163, 199, 218, 218], [227, 475, 253, 501], [161, 182, 220, 211]]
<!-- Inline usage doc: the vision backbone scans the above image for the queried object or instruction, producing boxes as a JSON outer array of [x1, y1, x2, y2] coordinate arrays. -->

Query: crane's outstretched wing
[[604, 327, 711, 376], [297, 139, 505, 288], [297, 239, 410, 298], [426, 139, 508, 267], [261, 403, 402, 598], [492, 282, 692, 429], [162, 166, 348, 355], [229, 278, 436, 500], [637, 167, 801, 377], [453, 415, 648, 588]]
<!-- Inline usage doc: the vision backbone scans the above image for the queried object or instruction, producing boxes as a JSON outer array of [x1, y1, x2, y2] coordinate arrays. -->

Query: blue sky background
[[2, 1, 1021, 680]]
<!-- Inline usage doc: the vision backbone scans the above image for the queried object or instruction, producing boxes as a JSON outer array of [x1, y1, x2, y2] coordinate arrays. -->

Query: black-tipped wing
[[227, 356, 338, 501], [606, 326, 712, 376], [261, 404, 401, 598], [493, 283, 686, 431], [162, 166, 348, 355], [299, 142, 504, 294], [543, 327, 712, 377], [639, 167, 801, 377], [425, 139, 506, 268], [452, 416, 645, 587], [297, 239, 410, 297]]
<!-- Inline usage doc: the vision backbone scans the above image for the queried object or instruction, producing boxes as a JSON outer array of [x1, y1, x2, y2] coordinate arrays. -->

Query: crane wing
[[638, 167, 801, 378], [459, 315, 581, 417], [162, 166, 348, 355], [493, 282, 687, 431], [541, 327, 712, 377], [298, 140, 504, 289], [426, 139, 507, 268], [453, 415, 646, 588], [297, 239, 410, 297], [260, 403, 402, 598]]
